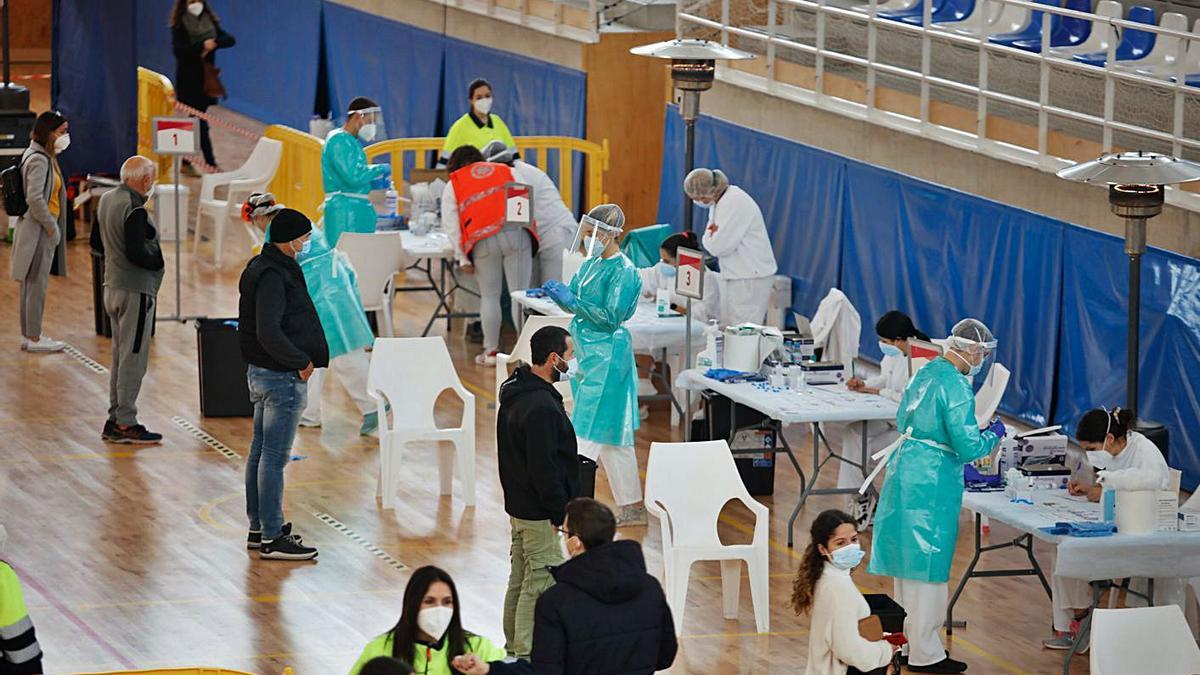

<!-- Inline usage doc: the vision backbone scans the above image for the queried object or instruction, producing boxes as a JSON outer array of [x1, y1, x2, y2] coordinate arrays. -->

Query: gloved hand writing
[[984, 417, 1006, 439], [543, 280, 575, 307]]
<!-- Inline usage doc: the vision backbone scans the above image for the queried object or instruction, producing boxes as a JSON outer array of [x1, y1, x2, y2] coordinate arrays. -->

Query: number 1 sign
[[152, 117, 199, 156], [675, 246, 705, 300]]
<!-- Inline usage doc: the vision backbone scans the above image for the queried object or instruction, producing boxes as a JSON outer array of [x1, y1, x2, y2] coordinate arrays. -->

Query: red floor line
[[14, 564, 136, 669]]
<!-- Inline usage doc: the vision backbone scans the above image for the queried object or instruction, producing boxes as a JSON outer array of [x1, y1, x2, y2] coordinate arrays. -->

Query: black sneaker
[[260, 534, 318, 561], [466, 321, 484, 344], [101, 420, 118, 442], [908, 657, 968, 673], [247, 522, 296, 550], [107, 424, 163, 445]]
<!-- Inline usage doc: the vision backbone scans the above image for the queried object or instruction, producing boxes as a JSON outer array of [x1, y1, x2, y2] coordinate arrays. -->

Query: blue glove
[[542, 280, 575, 307], [371, 175, 393, 190], [985, 417, 1006, 439]]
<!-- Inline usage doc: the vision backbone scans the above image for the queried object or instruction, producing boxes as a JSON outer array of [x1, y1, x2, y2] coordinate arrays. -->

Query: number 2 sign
[[675, 246, 705, 300], [505, 183, 533, 225], [152, 117, 199, 156]]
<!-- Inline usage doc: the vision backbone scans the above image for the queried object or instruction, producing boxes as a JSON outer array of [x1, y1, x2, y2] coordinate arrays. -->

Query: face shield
[[348, 106, 386, 143], [945, 318, 997, 388], [569, 213, 624, 259]]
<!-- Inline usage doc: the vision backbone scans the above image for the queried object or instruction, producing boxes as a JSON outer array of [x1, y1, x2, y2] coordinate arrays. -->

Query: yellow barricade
[[365, 137, 609, 213], [136, 67, 177, 183], [263, 125, 325, 222]]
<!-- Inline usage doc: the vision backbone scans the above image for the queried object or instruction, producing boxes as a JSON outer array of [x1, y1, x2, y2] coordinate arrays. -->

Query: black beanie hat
[[268, 208, 312, 244], [875, 310, 930, 341]]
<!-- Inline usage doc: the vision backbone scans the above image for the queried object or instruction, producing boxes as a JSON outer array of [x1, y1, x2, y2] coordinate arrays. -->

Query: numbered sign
[[152, 117, 199, 156], [506, 182, 533, 224], [675, 246, 705, 300]]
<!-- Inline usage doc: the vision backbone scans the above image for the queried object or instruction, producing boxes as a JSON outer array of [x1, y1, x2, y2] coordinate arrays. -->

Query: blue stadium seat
[[989, 0, 1062, 47], [897, 0, 975, 25], [880, 0, 946, 23], [1073, 5, 1156, 66], [1009, 0, 1093, 51]]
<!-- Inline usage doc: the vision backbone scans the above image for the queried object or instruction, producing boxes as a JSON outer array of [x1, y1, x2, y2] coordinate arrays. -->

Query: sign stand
[[675, 247, 705, 441], [151, 117, 205, 323]]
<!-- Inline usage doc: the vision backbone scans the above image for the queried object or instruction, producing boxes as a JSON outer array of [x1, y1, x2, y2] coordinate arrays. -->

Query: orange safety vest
[[449, 162, 538, 257]]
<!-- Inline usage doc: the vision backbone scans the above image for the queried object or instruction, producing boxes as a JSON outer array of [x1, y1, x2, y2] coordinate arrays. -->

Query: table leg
[[946, 513, 983, 636], [786, 423, 824, 547], [1065, 582, 1104, 675]]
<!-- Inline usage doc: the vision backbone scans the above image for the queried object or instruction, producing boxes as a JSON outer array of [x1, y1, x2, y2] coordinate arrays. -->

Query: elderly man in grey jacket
[[97, 156, 165, 444]]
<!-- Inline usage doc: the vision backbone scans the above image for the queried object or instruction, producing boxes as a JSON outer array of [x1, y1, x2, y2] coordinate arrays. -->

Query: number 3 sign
[[152, 117, 199, 156], [675, 246, 705, 300]]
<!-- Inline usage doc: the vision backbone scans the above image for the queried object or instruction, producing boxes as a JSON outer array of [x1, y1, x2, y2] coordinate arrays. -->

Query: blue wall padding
[[53, 0, 139, 177], [321, 3, 445, 139], [656, 108, 1200, 490]]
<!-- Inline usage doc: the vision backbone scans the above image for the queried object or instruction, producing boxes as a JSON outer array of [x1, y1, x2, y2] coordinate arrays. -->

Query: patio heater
[[1057, 151, 1200, 429], [630, 39, 753, 233]]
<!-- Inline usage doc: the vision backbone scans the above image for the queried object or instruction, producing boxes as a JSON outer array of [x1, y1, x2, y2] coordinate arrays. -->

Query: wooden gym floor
[[0, 106, 1092, 674]]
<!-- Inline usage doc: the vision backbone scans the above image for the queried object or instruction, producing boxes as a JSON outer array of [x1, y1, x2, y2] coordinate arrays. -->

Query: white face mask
[[559, 532, 574, 560], [145, 183, 156, 201], [357, 123, 377, 143], [187, 2, 204, 16], [1087, 448, 1112, 470], [474, 97, 494, 115], [54, 133, 71, 153], [417, 605, 454, 641]]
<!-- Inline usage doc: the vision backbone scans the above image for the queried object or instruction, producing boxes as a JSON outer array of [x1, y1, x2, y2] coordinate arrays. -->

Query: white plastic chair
[[645, 440, 770, 635], [1089, 605, 1200, 675], [337, 232, 407, 338], [494, 313, 574, 405], [367, 338, 477, 508], [192, 137, 283, 266], [1114, 12, 1190, 77], [1049, 1, 1122, 56], [973, 362, 1010, 427]]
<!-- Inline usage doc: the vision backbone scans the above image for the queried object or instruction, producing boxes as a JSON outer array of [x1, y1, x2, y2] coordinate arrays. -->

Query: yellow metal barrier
[[136, 67, 177, 183], [365, 136, 610, 213], [264, 125, 325, 222], [76, 667, 292, 675]]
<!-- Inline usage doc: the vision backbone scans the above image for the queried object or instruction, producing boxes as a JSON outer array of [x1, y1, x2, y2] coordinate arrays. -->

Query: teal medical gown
[[867, 356, 1000, 584], [321, 128, 389, 247], [281, 227, 374, 360], [555, 254, 642, 447]]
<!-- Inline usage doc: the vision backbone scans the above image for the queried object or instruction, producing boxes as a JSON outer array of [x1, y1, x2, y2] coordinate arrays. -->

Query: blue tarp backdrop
[[657, 109, 1200, 490]]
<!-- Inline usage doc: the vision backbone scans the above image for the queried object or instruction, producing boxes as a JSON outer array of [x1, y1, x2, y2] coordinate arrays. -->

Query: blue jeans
[[245, 365, 307, 540]]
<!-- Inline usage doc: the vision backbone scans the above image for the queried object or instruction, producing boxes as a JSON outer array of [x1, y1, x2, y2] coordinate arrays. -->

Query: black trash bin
[[578, 456, 597, 499], [196, 318, 253, 417], [691, 393, 776, 496]]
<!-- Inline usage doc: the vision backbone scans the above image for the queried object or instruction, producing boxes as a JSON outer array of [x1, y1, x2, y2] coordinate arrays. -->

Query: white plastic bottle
[[697, 320, 722, 369], [384, 187, 399, 218]]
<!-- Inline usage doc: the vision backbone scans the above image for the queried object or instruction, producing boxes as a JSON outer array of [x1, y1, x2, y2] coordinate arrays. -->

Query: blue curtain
[[53, 0, 139, 176], [204, 0, 323, 129], [134, 0, 175, 77], [1055, 226, 1200, 489], [322, 3, 445, 139]]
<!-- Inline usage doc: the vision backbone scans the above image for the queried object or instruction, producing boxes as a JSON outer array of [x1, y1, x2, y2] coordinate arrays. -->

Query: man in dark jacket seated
[[455, 498, 677, 675]]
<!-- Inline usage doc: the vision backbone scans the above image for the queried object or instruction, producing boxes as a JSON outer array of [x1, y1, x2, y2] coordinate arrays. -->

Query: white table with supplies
[[397, 231, 479, 336], [674, 368, 900, 546], [513, 290, 705, 420], [953, 490, 1200, 674]]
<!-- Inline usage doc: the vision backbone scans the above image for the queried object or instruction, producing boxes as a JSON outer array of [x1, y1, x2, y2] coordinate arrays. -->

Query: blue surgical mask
[[829, 542, 865, 570], [878, 341, 902, 357], [658, 262, 677, 278], [293, 238, 313, 259], [967, 361, 983, 377], [699, 201, 714, 211]]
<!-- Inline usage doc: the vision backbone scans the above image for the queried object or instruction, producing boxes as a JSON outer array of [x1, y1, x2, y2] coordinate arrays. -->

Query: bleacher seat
[[936, 0, 1029, 36], [897, 0, 975, 25], [1114, 12, 1190, 76], [1073, 5, 1156, 66], [988, 0, 1062, 47], [880, 0, 945, 23], [1008, 0, 1093, 51], [1049, 0, 1122, 56], [1169, 20, 1200, 87]]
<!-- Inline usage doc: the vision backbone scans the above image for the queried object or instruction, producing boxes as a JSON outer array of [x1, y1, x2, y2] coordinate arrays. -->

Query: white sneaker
[[639, 405, 650, 421], [24, 337, 65, 353], [475, 351, 498, 366], [298, 416, 322, 428]]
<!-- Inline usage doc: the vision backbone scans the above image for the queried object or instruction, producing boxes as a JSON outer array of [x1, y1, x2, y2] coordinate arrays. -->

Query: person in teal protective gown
[[541, 204, 647, 526], [867, 318, 1006, 675], [246, 193, 379, 436], [321, 96, 391, 247]]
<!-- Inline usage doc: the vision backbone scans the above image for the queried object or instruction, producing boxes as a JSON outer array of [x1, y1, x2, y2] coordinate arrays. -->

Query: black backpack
[[1, 150, 50, 217]]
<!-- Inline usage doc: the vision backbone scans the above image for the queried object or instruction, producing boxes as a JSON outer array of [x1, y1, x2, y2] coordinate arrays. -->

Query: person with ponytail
[[792, 510, 895, 675], [635, 230, 721, 323], [1043, 407, 1172, 651]]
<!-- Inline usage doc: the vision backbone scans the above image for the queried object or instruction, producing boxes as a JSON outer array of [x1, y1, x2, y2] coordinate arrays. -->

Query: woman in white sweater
[[792, 510, 896, 675]]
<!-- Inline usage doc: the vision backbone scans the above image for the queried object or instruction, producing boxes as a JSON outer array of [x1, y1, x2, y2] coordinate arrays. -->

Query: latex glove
[[984, 417, 1006, 439], [543, 280, 575, 307], [370, 175, 393, 190]]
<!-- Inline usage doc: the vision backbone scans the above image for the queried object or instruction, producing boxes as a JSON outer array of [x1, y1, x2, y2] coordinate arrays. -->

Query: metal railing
[[366, 136, 610, 213], [433, 0, 600, 42], [679, 0, 1200, 210]]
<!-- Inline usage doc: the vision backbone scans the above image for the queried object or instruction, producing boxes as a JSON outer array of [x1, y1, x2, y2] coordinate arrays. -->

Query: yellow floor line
[[950, 634, 1032, 675], [679, 628, 808, 639]]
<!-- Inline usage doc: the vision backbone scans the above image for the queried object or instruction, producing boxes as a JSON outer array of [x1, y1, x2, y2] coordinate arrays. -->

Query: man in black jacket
[[237, 208, 328, 561], [497, 326, 579, 659]]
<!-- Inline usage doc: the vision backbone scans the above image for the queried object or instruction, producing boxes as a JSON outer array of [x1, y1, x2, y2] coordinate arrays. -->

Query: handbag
[[202, 61, 226, 99]]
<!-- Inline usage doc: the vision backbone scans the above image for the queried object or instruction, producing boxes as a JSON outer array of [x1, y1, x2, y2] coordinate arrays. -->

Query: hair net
[[683, 168, 729, 200], [587, 203, 626, 232], [570, 204, 627, 258], [481, 140, 517, 165], [945, 318, 997, 355]]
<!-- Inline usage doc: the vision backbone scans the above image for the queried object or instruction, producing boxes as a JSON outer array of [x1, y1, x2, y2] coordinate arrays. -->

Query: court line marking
[[14, 564, 135, 668], [62, 343, 109, 374], [172, 416, 242, 461], [313, 511, 409, 572], [950, 635, 1030, 675]]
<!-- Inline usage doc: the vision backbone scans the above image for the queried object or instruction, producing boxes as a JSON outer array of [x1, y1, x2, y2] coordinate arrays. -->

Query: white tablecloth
[[674, 368, 898, 425], [512, 291, 705, 354], [400, 231, 455, 260], [963, 490, 1200, 581]]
